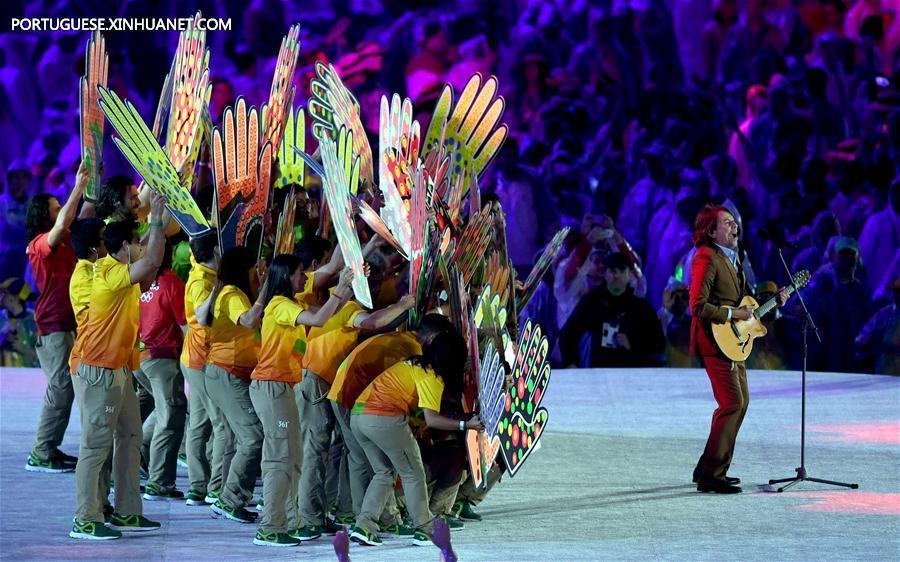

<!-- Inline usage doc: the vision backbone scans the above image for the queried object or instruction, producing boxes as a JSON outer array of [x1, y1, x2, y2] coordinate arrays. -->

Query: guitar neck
[[753, 285, 796, 319]]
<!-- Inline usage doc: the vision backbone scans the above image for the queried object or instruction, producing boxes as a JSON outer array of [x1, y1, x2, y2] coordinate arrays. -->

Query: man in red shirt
[[135, 242, 188, 500], [24, 163, 87, 473]]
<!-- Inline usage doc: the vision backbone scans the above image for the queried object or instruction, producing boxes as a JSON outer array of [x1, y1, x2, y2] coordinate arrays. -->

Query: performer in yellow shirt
[[249, 254, 353, 547], [179, 232, 228, 507], [295, 257, 415, 542], [327, 313, 454, 533], [69, 193, 168, 541], [347, 326, 484, 547], [200, 246, 265, 524]]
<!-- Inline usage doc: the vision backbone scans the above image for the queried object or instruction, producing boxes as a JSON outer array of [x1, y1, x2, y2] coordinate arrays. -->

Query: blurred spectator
[[855, 277, 900, 374], [657, 278, 693, 367], [803, 236, 872, 371], [858, 180, 899, 293], [559, 252, 664, 368], [792, 210, 841, 274], [0, 161, 32, 278], [0, 277, 38, 367], [746, 280, 788, 370]]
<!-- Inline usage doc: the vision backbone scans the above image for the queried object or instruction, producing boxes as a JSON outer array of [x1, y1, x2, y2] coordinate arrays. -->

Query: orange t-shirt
[[78, 255, 141, 370], [302, 300, 366, 384], [329, 331, 422, 408], [354, 360, 444, 416], [252, 296, 307, 384], [180, 258, 216, 370], [207, 285, 258, 379]]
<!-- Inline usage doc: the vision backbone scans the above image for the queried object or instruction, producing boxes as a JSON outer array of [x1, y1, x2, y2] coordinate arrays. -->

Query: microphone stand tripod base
[[769, 467, 859, 493]]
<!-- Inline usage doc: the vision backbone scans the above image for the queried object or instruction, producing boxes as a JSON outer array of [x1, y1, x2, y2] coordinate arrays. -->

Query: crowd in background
[[1, 0, 898, 373]]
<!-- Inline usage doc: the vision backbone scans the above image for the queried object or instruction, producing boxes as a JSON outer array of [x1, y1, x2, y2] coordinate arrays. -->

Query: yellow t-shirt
[[252, 296, 307, 383], [68, 258, 95, 373], [329, 331, 422, 408], [78, 255, 140, 370], [355, 360, 444, 417], [69, 259, 94, 328], [302, 300, 366, 384], [296, 272, 318, 308], [207, 285, 258, 379], [180, 257, 216, 370]]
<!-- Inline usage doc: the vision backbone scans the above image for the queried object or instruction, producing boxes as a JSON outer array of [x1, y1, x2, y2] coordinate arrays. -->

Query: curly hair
[[25, 194, 56, 241], [95, 175, 135, 220]]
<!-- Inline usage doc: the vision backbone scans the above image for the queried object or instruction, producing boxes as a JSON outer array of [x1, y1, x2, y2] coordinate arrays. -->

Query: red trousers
[[696, 355, 749, 480]]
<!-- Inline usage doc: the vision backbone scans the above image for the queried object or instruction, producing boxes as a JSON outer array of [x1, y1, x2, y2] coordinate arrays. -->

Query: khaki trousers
[[249, 380, 301, 533], [32, 331, 75, 460], [457, 461, 503, 506], [135, 358, 186, 491], [297, 372, 336, 526], [204, 363, 262, 508], [331, 401, 399, 524], [73, 364, 142, 522], [351, 414, 433, 534], [182, 362, 228, 495]]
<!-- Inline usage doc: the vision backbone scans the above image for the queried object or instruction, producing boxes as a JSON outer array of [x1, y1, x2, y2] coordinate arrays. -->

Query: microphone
[[759, 228, 796, 249]]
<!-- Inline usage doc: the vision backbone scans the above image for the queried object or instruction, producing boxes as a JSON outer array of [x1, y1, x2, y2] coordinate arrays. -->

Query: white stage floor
[[1, 366, 898, 561]]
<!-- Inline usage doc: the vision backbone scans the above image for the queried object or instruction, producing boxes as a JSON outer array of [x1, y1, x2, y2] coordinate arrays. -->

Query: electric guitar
[[711, 270, 810, 362]]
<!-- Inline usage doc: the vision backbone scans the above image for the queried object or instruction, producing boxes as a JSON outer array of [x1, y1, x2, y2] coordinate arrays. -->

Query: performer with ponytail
[[348, 326, 484, 547], [199, 246, 266, 524], [248, 254, 353, 547]]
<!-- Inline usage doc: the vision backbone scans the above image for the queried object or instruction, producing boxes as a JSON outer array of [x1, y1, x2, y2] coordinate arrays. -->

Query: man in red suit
[[689, 204, 786, 493]]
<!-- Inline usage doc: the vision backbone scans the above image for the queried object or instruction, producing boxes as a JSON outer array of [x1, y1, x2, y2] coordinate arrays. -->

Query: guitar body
[[710, 296, 768, 362]]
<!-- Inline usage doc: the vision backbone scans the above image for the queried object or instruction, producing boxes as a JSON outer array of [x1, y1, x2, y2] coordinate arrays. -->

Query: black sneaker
[[210, 499, 257, 523], [107, 513, 161, 532], [52, 450, 78, 468]]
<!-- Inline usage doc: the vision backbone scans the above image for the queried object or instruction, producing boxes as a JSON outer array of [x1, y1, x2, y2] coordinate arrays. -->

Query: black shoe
[[693, 468, 740, 485], [697, 478, 742, 494], [53, 450, 79, 467]]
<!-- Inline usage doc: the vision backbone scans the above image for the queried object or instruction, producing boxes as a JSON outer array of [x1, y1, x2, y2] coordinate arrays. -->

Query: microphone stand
[[768, 247, 858, 492]]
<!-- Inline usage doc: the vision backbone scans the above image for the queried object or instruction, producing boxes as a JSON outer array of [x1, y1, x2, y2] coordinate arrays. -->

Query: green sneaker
[[439, 514, 465, 532], [290, 525, 322, 542], [143, 484, 185, 501], [253, 529, 302, 547], [255, 496, 264, 513], [138, 466, 149, 481], [186, 489, 208, 506], [204, 489, 220, 504], [176, 453, 188, 469], [69, 519, 121, 540], [333, 514, 355, 525], [210, 499, 257, 524], [411, 529, 432, 546], [379, 523, 415, 537], [26, 453, 74, 474], [107, 513, 161, 532], [452, 500, 482, 522], [348, 525, 382, 546]]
